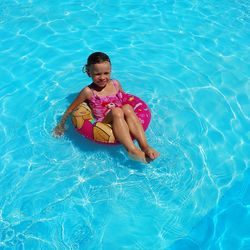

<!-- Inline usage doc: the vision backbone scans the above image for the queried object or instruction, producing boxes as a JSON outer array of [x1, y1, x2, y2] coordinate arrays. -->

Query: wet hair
[[83, 52, 111, 73]]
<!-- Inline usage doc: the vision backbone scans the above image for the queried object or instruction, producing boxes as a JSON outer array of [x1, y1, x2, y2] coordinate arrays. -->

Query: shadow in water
[[62, 92, 149, 170]]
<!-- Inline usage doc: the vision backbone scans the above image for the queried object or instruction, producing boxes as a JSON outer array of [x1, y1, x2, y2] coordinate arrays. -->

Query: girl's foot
[[142, 146, 160, 162], [128, 148, 147, 163]]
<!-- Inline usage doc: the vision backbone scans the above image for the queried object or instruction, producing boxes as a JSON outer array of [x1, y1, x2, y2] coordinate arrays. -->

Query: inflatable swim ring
[[71, 94, 151, 144]]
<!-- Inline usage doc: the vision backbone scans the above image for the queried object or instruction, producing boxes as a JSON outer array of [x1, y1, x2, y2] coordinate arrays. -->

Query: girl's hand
[[53, 124, 66, 137]]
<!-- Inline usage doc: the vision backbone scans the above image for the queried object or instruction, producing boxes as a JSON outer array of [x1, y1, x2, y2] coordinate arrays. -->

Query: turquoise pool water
[[0, 0, 249, 249]]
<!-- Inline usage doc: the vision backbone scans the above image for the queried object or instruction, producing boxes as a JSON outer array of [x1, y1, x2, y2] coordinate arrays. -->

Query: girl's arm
[[53, 87, 91, 137]]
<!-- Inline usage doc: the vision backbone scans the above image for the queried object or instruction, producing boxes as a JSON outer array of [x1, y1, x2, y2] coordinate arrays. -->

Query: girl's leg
[[122, 104, 160, 160], [102, 107, 147, 162]]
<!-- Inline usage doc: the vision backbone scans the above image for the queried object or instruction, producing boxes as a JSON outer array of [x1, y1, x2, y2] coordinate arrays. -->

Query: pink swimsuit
[[88, 80, 125, 122]]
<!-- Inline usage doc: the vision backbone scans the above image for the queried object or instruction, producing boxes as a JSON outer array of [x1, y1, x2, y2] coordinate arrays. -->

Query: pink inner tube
[[72, 94, 151, 144]]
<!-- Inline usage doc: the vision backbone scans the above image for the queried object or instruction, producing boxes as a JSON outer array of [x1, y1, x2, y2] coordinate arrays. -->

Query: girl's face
[[88, 61, 111, 88]]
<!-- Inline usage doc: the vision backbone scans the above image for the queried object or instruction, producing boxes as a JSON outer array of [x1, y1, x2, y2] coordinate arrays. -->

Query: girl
[[53, 52, 159, 163]]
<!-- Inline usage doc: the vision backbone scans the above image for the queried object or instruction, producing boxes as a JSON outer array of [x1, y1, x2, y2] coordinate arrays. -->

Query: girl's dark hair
[[83, 52, 111, 73]]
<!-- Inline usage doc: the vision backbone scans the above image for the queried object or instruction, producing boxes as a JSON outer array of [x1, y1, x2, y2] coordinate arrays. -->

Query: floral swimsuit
[[88, 80, 125, 122]]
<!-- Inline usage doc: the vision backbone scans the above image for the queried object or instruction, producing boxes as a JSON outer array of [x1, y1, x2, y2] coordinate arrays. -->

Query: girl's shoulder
[[80, 85, 93, 100], [112, 79, 120, 85], [112, 79, 122, 89], [112, 79, 124, 92]]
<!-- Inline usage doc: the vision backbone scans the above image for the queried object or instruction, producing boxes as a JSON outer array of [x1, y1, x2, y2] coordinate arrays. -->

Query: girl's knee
[[111, 107, 124, 119], [122, 104, 135, 116]]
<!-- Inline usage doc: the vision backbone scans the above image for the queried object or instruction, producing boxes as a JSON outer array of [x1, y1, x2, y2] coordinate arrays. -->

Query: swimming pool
[[0, 0, 249, 249]]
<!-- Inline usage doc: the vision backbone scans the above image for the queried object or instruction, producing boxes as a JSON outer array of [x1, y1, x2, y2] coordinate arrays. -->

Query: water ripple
[[1, 0, 250, 249]]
